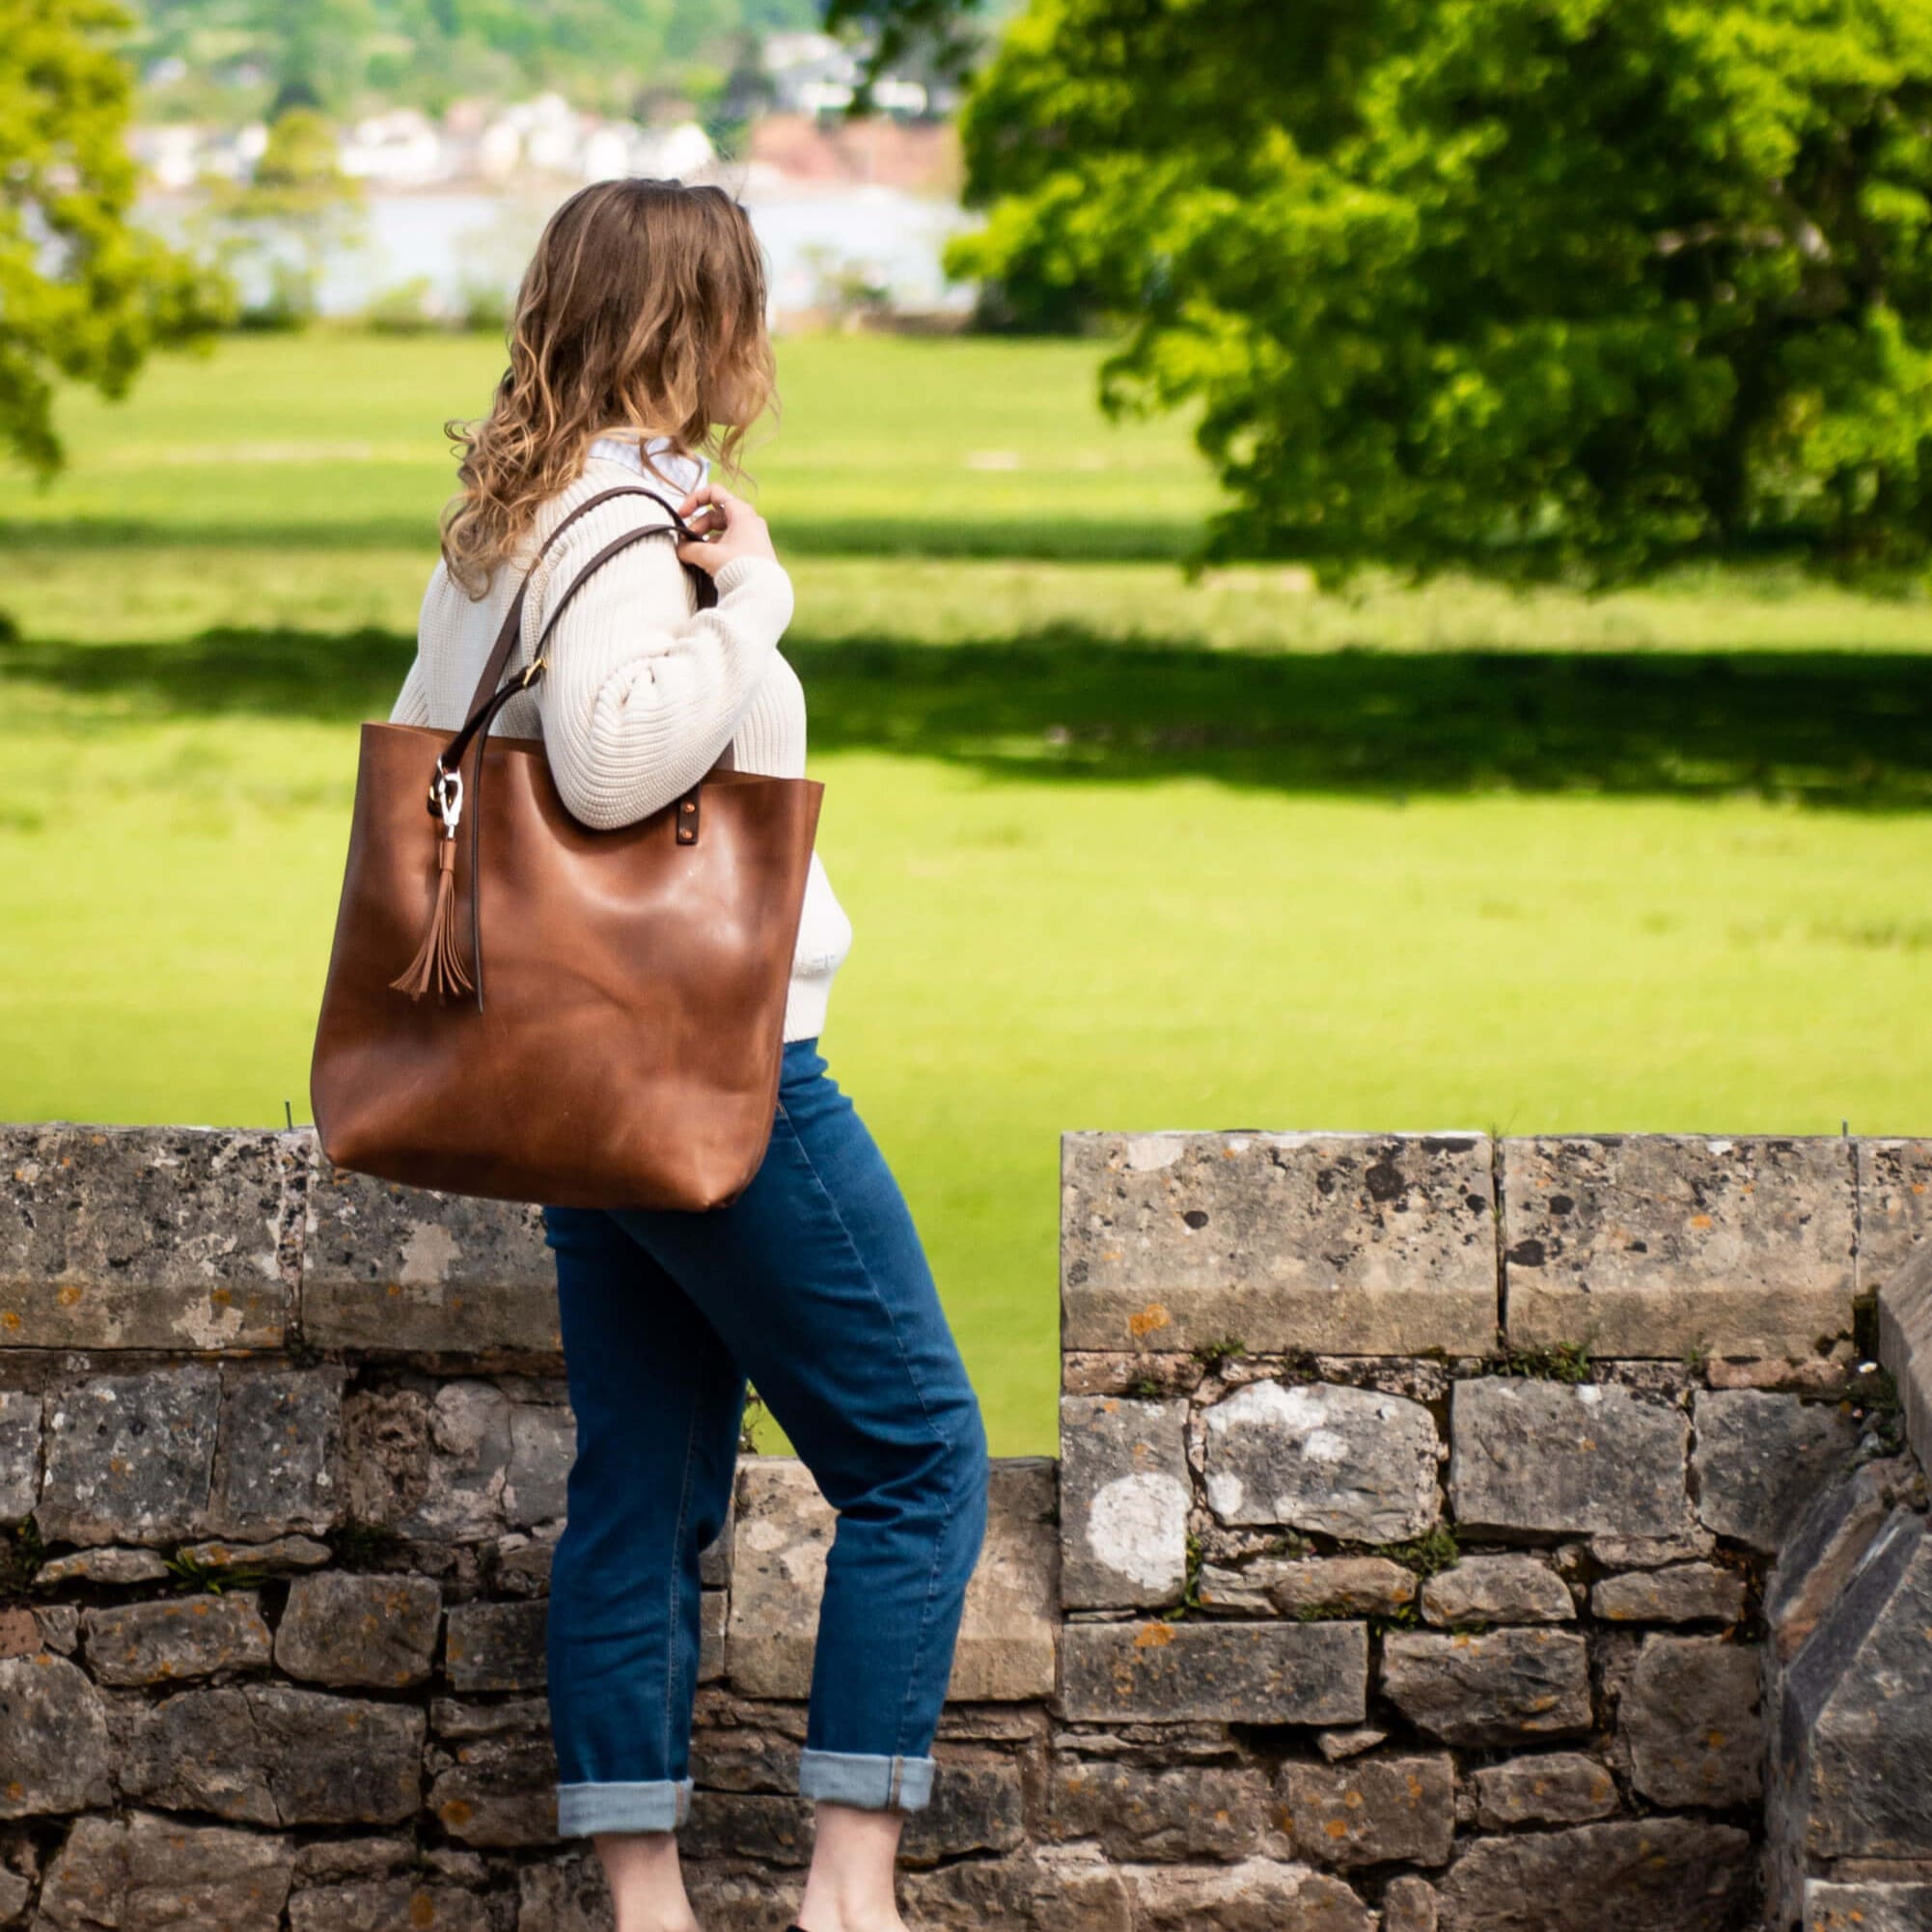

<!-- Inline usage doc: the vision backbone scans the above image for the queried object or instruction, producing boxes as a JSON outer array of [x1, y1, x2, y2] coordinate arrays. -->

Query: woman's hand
[[675, 481, 778, 576]]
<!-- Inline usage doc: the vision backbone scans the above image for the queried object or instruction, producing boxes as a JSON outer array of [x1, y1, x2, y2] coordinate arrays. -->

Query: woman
[[389, 178, 990, 1932]]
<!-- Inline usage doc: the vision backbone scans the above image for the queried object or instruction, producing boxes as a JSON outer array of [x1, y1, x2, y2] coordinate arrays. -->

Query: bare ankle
[[796, 1909, 903, 1932], [593, 1829, 702, 1932]]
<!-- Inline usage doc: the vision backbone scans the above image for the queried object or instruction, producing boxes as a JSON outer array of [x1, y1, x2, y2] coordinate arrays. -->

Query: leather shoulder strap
[[462, 483, 703, 720]]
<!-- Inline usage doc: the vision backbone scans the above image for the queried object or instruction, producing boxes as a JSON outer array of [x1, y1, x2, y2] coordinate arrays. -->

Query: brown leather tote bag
[[310, 483, 823, 1210]]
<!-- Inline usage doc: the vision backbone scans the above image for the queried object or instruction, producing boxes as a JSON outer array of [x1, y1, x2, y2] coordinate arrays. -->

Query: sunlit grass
[[4, 326, 1929, 1453]]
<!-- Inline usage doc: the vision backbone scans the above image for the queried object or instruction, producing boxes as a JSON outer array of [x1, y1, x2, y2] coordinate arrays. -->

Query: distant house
[[585, 121, 717, 184], [341, 109, 450, 188], [128, 123, 205, 192], [762, 31, 863, 116]]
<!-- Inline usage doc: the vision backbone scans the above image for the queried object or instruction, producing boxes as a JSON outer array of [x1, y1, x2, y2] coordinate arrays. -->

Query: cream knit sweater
[[388, 436, 853, 1042]]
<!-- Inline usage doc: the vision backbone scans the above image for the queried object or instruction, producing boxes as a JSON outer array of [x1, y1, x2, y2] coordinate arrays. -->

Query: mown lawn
[[4, 329, 1929, 1453]]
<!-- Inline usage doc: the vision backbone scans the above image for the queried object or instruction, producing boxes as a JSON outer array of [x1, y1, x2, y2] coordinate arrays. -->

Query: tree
[[195, 107, 367, 329], [0, 0, 231, 478], [930, 0, 1932, 586]]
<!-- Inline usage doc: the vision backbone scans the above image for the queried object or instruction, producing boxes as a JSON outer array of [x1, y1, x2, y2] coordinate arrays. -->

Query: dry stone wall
[[1, 1124, 1929, 1930]]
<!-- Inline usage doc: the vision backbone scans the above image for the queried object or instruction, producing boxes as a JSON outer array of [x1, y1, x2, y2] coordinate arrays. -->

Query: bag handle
[[455, 483, 716, 736], [411, 483, 738, 1011]]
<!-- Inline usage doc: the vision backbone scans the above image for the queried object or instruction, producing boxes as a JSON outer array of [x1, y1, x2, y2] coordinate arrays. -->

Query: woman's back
[[392, 436, 853, 1039]]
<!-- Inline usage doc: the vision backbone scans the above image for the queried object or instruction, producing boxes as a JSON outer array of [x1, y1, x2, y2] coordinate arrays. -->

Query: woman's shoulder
[[529, 458, 694, 560]]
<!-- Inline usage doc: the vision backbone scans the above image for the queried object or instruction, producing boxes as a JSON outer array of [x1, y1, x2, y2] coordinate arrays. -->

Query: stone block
[[0, 1125, 298, 1349], [1470, 1752, 1617, 1827], [120, 1682, 425, 1825], [0, 1387, 40, 1524], [1384, 1876, 1440, 1932], [1586, 1530, 1715, 1570], [207, 1365, 345, 1538], [518, 1855, 628, 1932], [699, 1588, 726, 1683], [431, 1694, 551, 1739], [1880, 1244, 1932, 1470], [1435, 1819, 1753, 1932], [1316, 1726, 1389, 1762], [175, 1532, 332, 1574], [0, 1651, 112, 1816], [1620, 1634, 1763, 1808], [918, 1856, 1132, 1932], [1198, 1557, 1415, 1620], [1059, 1619, 1366, 1725], [1201, 1380, 1440, 1543], [1765, 1460, 1902, 1662], [1277, 1753, 1454, 1868], [1804, 1881, 1932, 1932], [1119, 1858, 1371, 1931], [728, 1456, 1057, 1701], [699, 1501, 732, 1588], [36, 1364, 221, 1547], [1421, 1556, 1573, 1627], [291, 1838, 416, 1882], [1380, 1630, 1592, 1746], [691, 1725, 801, 1794], [35, 1602, 79, 1652], [1778, 1508, 1932, 1862], [288, 1880, 491, 1932], [506, 1403, 573, 1525], [302, 1145, 561, 1352], [1693, 1389, 1860, 1553], [0, 1604, 39, 1657], [1060, 1131, 1497, 1356], [342, 1379, 520, 1543], [1857, 1139, 1932, 1299], [1059, 1395, 1191, 1610], [682, 1792, 814, 1865], [1044, 1759, 1268, 1861], [80, 1592, 272, 1685], [275, 1573, 441, 1687], [444, 1598, 548, 1691], [34, 1809, 295, 1932], [1590, 1562, 1745, 1624], [1449, 1379, 1690, 1537], [34, 1544, 172, 1585], [1503, 1133, 1857, 1358], [901, 1755, 1028, 1866], [429, 1734, 560, 1847]]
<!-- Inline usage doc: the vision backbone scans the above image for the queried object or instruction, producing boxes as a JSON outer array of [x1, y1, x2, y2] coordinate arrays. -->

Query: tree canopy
[[1, 0, 229, 478], [939, 0, 1932, 585]]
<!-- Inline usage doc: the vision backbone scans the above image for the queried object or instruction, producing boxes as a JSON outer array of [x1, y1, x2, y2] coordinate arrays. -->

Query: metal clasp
[[519, 654, 548, 689], [428, 763, 463, 839]]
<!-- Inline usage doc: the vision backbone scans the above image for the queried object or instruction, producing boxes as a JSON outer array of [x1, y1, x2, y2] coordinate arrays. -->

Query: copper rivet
[[681, 801, 695, 812]]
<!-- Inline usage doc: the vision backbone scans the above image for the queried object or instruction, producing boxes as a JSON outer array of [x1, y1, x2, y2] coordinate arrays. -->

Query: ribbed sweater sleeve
[[524, 517, 796, 831]]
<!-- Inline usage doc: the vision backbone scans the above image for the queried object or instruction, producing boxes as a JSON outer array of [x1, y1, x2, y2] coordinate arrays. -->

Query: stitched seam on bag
[[766, 1105, 957, 1761]]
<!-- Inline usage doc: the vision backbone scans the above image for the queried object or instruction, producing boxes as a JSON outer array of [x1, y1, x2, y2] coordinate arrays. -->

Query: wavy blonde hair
[[440, 178, 777, 598]]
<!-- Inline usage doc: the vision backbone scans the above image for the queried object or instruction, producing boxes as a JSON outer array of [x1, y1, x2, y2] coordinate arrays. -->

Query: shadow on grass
[[0, 512, 1197, 565], [8, 623, 1931, 809]]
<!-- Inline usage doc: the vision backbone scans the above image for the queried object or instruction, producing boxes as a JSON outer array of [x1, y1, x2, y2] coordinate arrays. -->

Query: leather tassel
[[390, 839, 473, 1001]]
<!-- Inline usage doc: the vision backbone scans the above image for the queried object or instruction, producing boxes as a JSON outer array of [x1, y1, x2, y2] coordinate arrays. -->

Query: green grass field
[[4, 329, 1930, 1453]]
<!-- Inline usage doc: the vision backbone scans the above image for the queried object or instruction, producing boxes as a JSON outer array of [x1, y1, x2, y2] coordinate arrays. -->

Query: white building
[[128, 124, 205, 192], [341, 108, 450, 187], [763, 31, 864, 115]]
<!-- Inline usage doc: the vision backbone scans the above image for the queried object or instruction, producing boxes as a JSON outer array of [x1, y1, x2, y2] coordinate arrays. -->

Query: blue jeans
[[539, 1035, 989, 1839]]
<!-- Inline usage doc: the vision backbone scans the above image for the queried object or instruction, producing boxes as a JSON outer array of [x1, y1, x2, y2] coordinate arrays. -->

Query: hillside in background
[[126, 0, 1024, 121]]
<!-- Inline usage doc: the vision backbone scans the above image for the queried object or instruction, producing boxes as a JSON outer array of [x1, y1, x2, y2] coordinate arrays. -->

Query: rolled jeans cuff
[[556, 1777, 692, 1836], [797, 1748, 936, 1812]]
